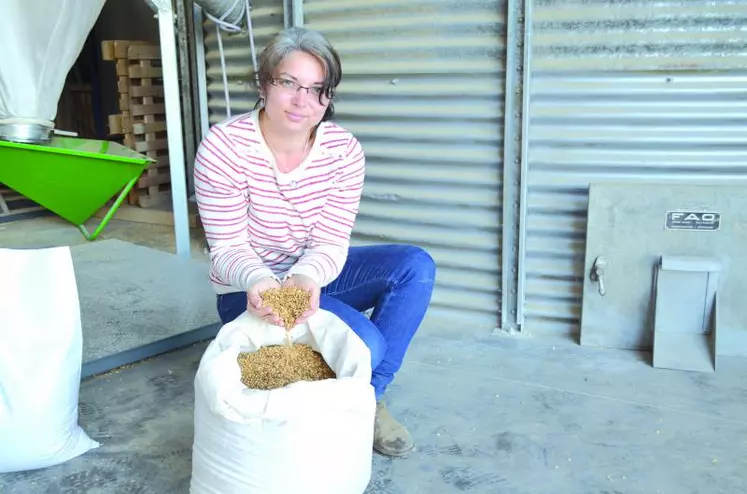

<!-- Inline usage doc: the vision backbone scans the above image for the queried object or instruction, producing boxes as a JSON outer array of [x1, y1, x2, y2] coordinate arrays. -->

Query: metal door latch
[[590, 256, 606, 296]]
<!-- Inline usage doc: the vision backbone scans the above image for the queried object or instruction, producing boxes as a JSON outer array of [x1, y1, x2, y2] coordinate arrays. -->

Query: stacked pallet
[[0, 185, 47, 223], [56, 82, 96, 139], [101, 40, 171, 208]]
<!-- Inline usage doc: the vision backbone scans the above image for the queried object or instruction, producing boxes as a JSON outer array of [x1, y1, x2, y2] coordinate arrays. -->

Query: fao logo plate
[[665, 211, 721, 231]]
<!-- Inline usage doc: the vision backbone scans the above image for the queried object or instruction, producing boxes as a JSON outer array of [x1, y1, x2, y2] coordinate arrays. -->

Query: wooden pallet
[[102, 40, 171, 209], [56, 83, 96, 139], [0, 185, 48, 223]]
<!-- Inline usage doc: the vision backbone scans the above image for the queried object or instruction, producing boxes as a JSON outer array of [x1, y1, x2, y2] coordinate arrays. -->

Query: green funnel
[[0, 137, 152, 240]]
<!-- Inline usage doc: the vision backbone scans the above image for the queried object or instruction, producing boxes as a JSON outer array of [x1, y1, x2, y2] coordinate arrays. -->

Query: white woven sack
[[190, 309, 375, 494], [0, 246, 99, 473]]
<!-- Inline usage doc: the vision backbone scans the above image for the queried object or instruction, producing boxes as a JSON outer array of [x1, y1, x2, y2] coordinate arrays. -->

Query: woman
[[193, 27, 436, 458]]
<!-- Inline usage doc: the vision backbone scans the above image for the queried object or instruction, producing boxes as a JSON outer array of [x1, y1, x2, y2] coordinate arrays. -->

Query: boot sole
[[373, 443, 415, 459]]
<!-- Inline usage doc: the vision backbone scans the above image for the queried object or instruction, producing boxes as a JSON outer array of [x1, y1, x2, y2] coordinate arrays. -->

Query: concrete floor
[[2, 330, 747, 493], [0, 215, 219, 375], [1, 216, 747, 493], [0, 213, 209, 261]]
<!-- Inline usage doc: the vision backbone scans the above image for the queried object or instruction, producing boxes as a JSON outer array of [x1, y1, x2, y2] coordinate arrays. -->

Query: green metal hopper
[[0, 137, 152, 240]]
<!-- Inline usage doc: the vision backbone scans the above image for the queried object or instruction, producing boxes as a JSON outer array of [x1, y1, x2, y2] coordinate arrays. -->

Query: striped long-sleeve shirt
[[193, 110, 365, 294]]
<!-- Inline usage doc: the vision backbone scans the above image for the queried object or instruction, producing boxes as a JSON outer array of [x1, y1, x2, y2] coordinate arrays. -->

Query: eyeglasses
[[270, 78, 331, 100]]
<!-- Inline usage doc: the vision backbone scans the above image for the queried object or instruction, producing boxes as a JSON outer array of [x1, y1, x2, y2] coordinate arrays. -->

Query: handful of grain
[[237, 344, 336, 390], [260, 286, 311, 329]]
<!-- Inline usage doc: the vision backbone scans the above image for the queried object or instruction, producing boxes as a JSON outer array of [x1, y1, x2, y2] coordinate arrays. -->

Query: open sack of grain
[[190, 304, 376, 494], [0, 247, 99, 473]]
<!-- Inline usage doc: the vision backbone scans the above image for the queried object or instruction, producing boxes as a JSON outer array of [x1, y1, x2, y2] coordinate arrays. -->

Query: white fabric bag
[[190, 309, 376, 494], [0, 0, 106, 129], [0, 246, 99, 473]]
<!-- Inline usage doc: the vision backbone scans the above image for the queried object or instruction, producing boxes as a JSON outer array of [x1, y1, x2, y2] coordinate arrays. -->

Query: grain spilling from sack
[[260, 286, 311, 329], [238, 345, 336, 390]]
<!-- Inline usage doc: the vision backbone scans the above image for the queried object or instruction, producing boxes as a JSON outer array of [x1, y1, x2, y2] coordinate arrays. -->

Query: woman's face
[[262, 50, 331, 136]]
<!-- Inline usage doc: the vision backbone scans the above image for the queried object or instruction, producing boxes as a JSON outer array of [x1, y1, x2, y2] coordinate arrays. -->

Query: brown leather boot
[[373, 400, 414, 457]]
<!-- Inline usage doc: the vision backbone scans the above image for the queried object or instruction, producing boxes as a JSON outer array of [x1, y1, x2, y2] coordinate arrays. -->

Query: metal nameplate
[[665, 211, 721, 231]]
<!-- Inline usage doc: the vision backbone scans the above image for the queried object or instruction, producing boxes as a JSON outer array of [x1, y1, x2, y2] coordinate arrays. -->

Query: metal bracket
[[0, 189, 9, 216], [144, 0, 171, 14], [500, 0, 532, 332]]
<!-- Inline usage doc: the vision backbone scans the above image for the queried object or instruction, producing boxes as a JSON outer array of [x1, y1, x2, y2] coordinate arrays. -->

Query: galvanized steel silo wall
[[304, 0, 508, 331], [523, 1, 747, 334], [202, 0, 285, 124]]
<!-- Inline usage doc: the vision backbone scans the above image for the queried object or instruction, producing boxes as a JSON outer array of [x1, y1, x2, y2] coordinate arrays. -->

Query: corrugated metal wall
[[304, 0, 507, 331], [202, 0, 284, 125], [524, 0, 747, 333]]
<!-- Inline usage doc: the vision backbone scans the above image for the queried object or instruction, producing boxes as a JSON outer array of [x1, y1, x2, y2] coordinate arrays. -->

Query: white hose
[[202, 0, 259, 118]]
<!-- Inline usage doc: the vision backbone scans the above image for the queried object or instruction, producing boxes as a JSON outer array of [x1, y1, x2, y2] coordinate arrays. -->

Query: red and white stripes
[[194, 110, 365, 294]]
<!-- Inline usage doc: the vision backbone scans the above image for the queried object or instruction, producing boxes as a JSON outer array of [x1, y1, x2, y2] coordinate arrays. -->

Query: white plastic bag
[[0, 246, 99, 473], [190, 309, 376, 494]]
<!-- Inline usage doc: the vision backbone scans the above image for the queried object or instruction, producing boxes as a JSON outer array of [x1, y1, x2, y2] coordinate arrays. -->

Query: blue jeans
[[216, 244, 436, 400]]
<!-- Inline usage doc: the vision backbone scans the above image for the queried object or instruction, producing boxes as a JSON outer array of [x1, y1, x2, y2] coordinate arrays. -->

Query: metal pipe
[[291, 0, 303, 27], [194, 4, 210, 140], [283, 0, 290, 29], [158, 5, 192, 258]]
